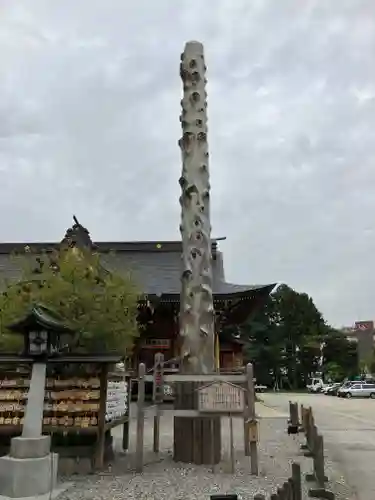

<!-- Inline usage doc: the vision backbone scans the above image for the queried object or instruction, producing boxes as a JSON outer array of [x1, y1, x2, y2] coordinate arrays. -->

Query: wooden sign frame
[[197, 380, 245, 414]]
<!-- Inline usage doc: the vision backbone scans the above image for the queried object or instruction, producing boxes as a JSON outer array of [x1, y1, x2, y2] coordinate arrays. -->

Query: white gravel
[[58, 406, 354, 500]]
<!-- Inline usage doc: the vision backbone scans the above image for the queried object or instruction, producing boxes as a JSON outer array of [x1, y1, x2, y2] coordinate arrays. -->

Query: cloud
[[0, 0, 374, 326]]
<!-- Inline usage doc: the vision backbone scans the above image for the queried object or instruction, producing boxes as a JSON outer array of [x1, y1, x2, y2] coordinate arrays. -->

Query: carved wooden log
[[174, 41, 220, 465], [178, 40, 215, 375]]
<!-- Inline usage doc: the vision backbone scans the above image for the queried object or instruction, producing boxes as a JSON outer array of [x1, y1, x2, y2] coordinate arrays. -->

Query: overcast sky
[[1, 0, 375, 327]]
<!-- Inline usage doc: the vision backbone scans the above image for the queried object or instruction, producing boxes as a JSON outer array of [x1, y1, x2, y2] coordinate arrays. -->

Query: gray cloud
[[0, 0, 375, 326]]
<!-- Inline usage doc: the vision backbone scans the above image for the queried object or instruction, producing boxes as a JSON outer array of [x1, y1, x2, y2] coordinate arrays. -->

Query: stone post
[[0, 363, 59, 498]]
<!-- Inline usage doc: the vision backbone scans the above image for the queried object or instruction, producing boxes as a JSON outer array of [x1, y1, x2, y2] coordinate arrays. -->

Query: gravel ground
[[58, 406, 353, 500]]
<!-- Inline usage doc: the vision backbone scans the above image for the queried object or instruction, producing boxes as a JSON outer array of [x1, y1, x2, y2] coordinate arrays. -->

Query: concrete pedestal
[[0, 436, 58, 498], [10, 436, 51, 459]]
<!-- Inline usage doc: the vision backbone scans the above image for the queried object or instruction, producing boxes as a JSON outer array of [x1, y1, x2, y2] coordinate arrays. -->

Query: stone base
[[0, 453, 58, 498], [0, 483, 71, 500], [308, 488, 335, 499], [10, 436, 51, 459]]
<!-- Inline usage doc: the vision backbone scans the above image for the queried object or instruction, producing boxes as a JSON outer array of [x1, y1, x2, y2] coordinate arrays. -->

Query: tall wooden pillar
[[174, 41, 221, 465], [173, 383, 221, 464]]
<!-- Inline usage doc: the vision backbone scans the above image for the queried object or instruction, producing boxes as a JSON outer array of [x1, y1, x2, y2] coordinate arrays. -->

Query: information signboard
[[197, 381, 245, 413]]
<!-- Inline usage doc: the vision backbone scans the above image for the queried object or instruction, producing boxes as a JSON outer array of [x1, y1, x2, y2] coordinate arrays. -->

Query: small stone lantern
[[0, 304, 74, 498], [7, 303, 74, 358]]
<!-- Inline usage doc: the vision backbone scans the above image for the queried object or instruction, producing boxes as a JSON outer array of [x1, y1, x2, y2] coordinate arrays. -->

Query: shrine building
[[0, 219, 275, 371]]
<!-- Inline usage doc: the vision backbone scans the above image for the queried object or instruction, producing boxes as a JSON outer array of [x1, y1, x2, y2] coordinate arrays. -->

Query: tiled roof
[[0, 239, 275, 299]]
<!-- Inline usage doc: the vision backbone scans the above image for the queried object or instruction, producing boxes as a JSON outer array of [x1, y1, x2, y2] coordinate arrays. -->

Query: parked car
[[337, 382, 375, 398], [323, 383, 341, 395], [255, 384, 268, 393], [335, 380, 356, 396], [328, 383, 344, 396]]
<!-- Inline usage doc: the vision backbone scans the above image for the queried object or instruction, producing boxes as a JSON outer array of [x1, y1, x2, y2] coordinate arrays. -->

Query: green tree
[[322, 329, 358, 381], [241, 297, 285, 388], [0, 247, 140, 354], [323, 361, 346, 382], [241, 284, 328, 389], [277, 285, 328, 388]]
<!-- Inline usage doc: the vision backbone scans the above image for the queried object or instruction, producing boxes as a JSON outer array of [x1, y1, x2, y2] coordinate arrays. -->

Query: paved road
[[261, 392, 375, 500]]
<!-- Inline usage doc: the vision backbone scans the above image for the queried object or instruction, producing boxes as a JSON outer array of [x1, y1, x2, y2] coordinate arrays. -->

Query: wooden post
[[210, 417, 215, 472], [315, 434, 327, 486], [303, 407, 315, 454], [122, 374, 130, 452], [174, 381, 221, 465], [301, 406, 306, 430], [174, 40, 221, 467], [292, 462, 302, 500], [305, 428, 334, 499], [244, 365, 251, 456], [288, 401, 299, 434], [288, 478, 295, 500], [229, 415, 235, 474], [306, 423, 318, 458], [135, 363, 145, 473], [308, 434, 334, 500], [153, 353, 164, 453], [153, 404, 161, 453], [288, 401, 292, 422], [283, 481, 292, 500], [122, 420, 129, 452], [277, 484, 285, 500], [245, 363, 258, 475], [306, 433, 328, 484], [94, 364, 108, 469]]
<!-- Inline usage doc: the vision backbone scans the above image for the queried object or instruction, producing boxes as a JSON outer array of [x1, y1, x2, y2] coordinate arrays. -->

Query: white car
[[254, 384, 268, 393], [338, 382, 375, 399], [322, 384, 334, 394]]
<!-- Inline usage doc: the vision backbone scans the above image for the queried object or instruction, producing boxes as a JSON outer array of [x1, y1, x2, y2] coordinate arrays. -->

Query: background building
[[342, 321, 374, 367]]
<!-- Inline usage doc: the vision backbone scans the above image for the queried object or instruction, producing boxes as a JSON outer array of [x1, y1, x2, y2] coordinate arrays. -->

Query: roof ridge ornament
[[61, 216, 96, 250]]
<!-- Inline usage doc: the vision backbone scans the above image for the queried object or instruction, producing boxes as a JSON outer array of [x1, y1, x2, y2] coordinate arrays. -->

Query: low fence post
[[153, 352, 164, 454], [307, 434, 334, 499], [135, 363, 145, 473], [314, 434, 328, 486], [302, 406, 308, 432], [245, 363, 259, 475], [301, 407, 315, 455], [292, 462, 302, 500], [269, 461, 302, 500], [306, 423, 318, 458], [300, 409, 335, 500], [122, 374, 130, 452], [287, 401, 299, 434], [299, 404, 304, 432], [279, 481, 291, 499]]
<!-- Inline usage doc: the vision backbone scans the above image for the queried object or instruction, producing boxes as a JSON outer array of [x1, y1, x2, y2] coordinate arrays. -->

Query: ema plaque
[[197, 381, 245, 414]]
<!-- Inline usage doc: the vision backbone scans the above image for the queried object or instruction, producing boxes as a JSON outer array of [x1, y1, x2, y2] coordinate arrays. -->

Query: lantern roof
[[7, 304, 75, 335]]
